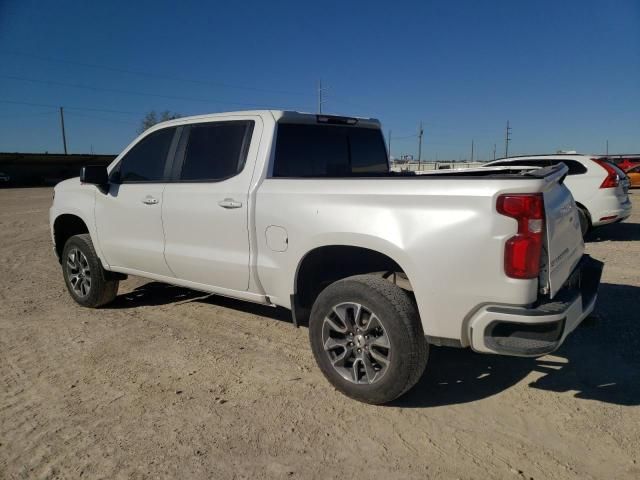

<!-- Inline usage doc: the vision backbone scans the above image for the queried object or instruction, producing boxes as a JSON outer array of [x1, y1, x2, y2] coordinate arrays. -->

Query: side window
[[117, 128, 176, 183], [526, 159, 553, 167], [488, 160, 550, 168], [179, 121, 253, 181], [558, 160, 587, 175]]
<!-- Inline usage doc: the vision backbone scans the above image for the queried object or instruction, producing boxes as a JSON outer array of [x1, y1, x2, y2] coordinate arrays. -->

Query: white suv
[[484, 154, 632, 236]]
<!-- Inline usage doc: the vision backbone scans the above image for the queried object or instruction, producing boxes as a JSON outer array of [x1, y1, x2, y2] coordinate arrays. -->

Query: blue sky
[[0, 0, 638, 160]]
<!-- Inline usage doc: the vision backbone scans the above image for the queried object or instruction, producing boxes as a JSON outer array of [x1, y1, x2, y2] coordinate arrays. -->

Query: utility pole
[[59, 106, 68, 155], [417, 121, 424, 170], [387, 130, 392, 157], [470, 139, 474, 162], [317, 80, 326, 114], [504, 120, 512, 158], [606, 139, 609, 155], [493, 143, 497, 161]]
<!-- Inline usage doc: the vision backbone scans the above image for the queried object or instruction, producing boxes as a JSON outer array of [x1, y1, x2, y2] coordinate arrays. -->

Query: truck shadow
[[586, 222, 640, 242], [108, 281, 639, 408], [106, 281, 292, 323], [106, 282, 204, 308], [394, 283, 640, 408]]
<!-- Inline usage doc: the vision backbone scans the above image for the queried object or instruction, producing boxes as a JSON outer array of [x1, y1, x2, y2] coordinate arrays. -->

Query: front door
[[95, 126, 178, 276]]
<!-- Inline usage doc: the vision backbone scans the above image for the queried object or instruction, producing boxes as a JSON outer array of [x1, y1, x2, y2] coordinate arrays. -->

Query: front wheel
[[62, 234, 119, 308], [309, 274, 428, 404]]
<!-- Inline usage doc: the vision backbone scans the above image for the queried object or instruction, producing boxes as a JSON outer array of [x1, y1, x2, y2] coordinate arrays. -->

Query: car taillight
[[497, 193, 545, 279], [593, 158, 619, 188]]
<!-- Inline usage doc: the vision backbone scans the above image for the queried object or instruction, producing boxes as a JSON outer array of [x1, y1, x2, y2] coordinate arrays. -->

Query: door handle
[[142, 196, 159, 205], [218, 198, 243, 209]]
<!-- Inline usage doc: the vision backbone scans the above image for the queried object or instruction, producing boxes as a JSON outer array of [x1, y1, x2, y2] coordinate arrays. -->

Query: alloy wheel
[[322, 302, 391, 384], [66, 248, 91, 297]]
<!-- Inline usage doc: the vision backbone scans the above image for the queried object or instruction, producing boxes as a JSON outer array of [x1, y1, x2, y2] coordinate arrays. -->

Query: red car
[[598, 155, 640, 172]]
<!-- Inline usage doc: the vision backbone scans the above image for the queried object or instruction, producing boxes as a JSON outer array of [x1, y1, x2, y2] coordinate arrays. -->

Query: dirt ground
[[1, 187, 639, 480]]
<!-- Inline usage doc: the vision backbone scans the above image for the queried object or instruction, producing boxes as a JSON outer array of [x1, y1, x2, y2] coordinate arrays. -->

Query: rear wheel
[[62, 234, 118, 308], [309, 274, 428, 404], [577, 207, 590, 237]]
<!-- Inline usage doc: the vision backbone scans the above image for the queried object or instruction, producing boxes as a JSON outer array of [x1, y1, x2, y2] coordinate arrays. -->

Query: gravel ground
[[1, 187, 639, 480]]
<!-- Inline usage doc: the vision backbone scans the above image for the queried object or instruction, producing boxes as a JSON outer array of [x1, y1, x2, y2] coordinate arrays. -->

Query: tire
[[61, 233, 119, 308], [309, 274, 428, 404], [577, 207, 590, 238]]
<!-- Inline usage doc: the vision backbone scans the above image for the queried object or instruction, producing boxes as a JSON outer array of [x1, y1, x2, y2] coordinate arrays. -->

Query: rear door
[[95, 126, 178, 276], [162, 116, 260, 291]]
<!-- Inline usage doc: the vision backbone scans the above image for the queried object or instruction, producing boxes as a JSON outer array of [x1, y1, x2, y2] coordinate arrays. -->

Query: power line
[[0, 74, 314, 111], [0, 108, 57, 119], [63, 111, 138, 126], [1, 50, 377, 114], [0, 49, 310, 97], [0, 99, 142, 115], [392, 133, 418, 140]]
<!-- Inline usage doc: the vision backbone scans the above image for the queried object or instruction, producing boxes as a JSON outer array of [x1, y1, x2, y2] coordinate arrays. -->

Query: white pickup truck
[[50, 111, 603, 404]]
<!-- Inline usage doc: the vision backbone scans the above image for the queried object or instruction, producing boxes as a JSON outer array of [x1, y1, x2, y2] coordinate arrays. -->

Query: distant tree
[[138, 110, 182, 133]]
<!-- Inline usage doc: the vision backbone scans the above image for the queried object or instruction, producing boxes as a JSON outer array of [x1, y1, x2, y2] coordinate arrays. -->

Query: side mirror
[[80, 165, 109, 188]]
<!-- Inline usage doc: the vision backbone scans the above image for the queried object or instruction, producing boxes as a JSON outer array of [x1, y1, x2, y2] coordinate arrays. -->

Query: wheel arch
[[52, 213, 91, 262], [291, 244, 415, 326], [575, 201, 591, 222], [575, 201, 593, 232]]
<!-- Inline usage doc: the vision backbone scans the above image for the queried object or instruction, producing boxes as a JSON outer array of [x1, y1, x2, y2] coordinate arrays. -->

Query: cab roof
[[150, 110, 381, 130]]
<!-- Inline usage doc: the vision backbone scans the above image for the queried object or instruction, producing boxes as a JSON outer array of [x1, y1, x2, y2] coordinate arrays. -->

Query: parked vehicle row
[[626, 165, 640, 188], [483, 154, 632, 236], [598, 154, 640, 172], [50, 111, 601, 404]]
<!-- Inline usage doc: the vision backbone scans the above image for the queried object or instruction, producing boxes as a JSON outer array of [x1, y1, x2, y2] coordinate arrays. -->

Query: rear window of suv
[[489, 158, 587, 175], [272, 123, 388, 177]]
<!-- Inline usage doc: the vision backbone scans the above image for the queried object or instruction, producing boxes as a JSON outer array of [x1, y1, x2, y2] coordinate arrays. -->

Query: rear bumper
[[591, 196, 632, 226], [467, 255, 603, 357]]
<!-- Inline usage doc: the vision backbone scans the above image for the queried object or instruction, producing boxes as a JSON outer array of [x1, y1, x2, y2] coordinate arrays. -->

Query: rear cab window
[[272, 123, 388, 177]]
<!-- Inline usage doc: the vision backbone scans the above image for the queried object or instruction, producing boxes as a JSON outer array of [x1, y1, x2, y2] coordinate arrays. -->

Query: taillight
[[593, 158, 619, 188], [497, 193, 545, 279]]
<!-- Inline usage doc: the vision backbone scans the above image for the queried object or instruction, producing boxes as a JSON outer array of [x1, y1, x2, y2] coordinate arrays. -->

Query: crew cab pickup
[[50, 111, 603, 404]]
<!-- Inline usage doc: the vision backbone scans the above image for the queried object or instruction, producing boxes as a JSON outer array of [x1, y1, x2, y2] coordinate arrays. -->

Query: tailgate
[[541, 174, 584, 297]]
